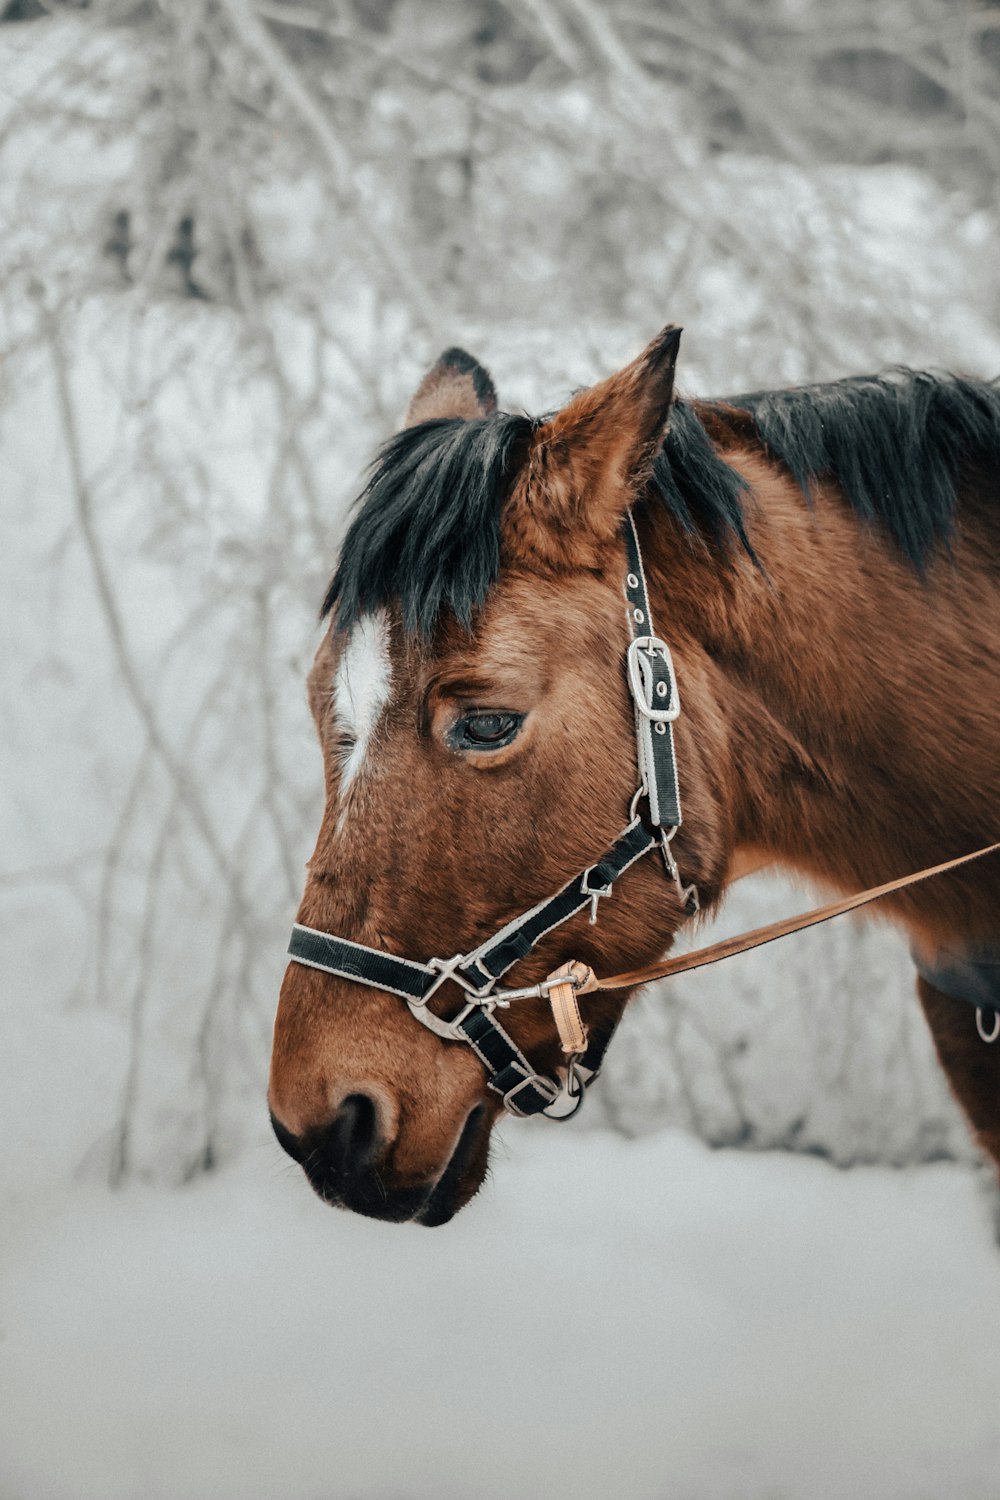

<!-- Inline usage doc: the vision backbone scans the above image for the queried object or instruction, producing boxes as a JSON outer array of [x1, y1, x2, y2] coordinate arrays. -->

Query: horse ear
[[404, 347, 498, 426], [507, 325, 681, 567]]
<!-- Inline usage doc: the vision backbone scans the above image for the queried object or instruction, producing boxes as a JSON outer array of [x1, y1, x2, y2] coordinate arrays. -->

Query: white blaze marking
[[333, 610, 392, 796]]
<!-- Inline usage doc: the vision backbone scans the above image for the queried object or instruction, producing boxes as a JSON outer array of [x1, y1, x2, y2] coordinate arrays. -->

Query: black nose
[[270, 1094, 381, 1178], [316, 1092, 380, 1179], [272, 1094, 429, 1220]]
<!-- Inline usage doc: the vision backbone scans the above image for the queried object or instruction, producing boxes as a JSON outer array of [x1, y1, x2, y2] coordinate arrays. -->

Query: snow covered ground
[[3, 1129, 1000, 1500]]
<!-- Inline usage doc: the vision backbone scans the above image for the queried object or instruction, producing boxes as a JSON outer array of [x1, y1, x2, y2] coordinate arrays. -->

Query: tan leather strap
[[567, 841, 1000, 995], [546, 961, 592, 1053]]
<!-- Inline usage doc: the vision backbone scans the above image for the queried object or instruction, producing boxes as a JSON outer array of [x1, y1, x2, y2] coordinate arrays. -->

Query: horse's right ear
[[404, 347, 498, 426], [505, 325, 681, 571]]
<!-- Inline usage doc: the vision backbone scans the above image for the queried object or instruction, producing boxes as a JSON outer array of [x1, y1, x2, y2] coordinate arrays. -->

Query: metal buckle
[[406, 993, 483, 1042], [502, 1071, 561, 1116], [421, 953, 494, 1002], [405, 956, 495, 1041], [627, 636, 681, 722]]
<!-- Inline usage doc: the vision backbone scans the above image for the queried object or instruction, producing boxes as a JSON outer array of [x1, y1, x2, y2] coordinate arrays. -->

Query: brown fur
[[404, 350, 497, 426], [270, 332, 1000, 1221]]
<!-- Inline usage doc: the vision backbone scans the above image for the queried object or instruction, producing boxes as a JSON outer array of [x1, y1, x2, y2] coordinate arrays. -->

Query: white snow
[[3, 1131, 1000, 1500]]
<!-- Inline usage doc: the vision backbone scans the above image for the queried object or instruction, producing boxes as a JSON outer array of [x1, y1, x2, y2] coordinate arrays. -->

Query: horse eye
[[451, 711, 523, 751]]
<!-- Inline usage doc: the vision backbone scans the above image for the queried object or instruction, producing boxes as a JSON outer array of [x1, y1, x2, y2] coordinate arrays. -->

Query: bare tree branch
[[46, 308, 252, 915], [215, 0, 441, 334]]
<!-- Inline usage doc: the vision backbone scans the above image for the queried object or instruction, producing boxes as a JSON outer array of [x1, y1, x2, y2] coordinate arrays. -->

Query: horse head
[[268, 329, 733, 1223]]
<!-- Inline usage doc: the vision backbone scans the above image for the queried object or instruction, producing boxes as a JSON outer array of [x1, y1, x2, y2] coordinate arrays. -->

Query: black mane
[[726, 368, 1000, 565], [325, 368, 1000, 634]]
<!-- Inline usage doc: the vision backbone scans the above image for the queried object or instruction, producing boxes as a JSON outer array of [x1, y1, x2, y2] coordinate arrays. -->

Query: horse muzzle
[[269, 1097, 491, 1226]]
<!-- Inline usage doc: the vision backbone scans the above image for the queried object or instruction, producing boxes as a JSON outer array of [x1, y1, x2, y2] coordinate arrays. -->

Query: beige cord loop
[[545, 961, 592, 1054]]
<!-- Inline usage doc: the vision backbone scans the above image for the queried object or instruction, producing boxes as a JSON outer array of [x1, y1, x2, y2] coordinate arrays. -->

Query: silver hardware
[[660, 826, 700, 916], [406, 993, 483, 1042], [540, 1059, 588, 1120], [581, 868, 614, 925], [493, 973, 584, 1005], [633, 608, 645, 624], [626, 572, 639, 589], [502, 1071, 561, 1116], [421, 952, 493, 1002], [654, 722, 666, 735], [627, 636, 681, 722], [655, 681, 668, 698], [977, 1007, 1000, 1043]]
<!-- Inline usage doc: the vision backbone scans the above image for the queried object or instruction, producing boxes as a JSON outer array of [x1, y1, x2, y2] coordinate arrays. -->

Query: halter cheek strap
[[623, 512, 682, 831], [623, 512, 699, 916], [286, 509, 694, 1119]]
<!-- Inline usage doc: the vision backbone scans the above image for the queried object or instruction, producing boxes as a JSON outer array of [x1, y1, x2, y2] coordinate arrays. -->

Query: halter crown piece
[[286, 511, 695, 1120]]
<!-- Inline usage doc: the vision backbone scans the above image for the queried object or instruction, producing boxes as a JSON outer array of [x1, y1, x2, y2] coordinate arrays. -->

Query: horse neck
[[635, 450, 999, 939]]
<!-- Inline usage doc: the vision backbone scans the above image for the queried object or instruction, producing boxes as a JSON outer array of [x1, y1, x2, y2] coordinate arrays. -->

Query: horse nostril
[[270, 1110, 304, 1163], [323, 1092, 380, 1178]]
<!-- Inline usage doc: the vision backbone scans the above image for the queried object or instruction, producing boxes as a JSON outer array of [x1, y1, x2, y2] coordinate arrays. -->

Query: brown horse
[[269, 329, 1000, 1224]]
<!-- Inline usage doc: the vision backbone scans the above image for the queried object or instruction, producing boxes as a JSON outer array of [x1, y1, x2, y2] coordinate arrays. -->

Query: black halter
[[286, 511, 698, 1119]]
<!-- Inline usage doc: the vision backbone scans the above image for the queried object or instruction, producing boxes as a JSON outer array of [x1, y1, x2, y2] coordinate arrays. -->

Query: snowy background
[[3, 3, 1000, 1496]]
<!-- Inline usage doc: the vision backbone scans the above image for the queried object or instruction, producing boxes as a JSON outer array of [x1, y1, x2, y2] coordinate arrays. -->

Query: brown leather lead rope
[[564, 841, 1000, 1002]]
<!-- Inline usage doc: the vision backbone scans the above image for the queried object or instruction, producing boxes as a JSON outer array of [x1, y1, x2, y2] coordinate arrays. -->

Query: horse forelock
[[322, 413, 536, 638]]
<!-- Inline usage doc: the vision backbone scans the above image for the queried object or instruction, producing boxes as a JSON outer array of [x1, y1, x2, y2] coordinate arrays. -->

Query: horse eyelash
[[329, 726, 357, 772]]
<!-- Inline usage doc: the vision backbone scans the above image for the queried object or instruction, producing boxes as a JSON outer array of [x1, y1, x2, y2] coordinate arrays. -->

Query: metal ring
[[654, 722, 666, 735], [626, 572, 639, 589], [541, 1061, 588, 1120], [633, 608, 644, 624], [976, 1007, 1000, 1043]]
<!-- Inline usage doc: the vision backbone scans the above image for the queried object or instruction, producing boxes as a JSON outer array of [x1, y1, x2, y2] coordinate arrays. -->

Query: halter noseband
[[287, 511, 697, 1120]]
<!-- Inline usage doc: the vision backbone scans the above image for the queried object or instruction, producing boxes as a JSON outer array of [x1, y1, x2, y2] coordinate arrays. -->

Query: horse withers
[[269, 329, 1000, 1223]]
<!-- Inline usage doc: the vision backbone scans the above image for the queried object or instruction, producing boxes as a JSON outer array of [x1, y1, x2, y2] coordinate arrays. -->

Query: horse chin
[[414, 1104, 492, 1227]]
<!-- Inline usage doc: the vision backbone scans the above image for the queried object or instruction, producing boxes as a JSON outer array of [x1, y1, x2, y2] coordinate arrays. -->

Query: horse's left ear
[[404, 347, 498, 426], [507, 325, 681, 567]]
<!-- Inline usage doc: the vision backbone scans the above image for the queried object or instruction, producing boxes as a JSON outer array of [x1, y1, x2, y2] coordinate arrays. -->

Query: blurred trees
[[1, 0, 997, 1178], [6, 0, 1000, 366]]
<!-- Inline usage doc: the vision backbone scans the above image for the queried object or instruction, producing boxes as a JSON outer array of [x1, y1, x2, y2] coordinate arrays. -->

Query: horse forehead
[[332, 611, 393, 772]]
